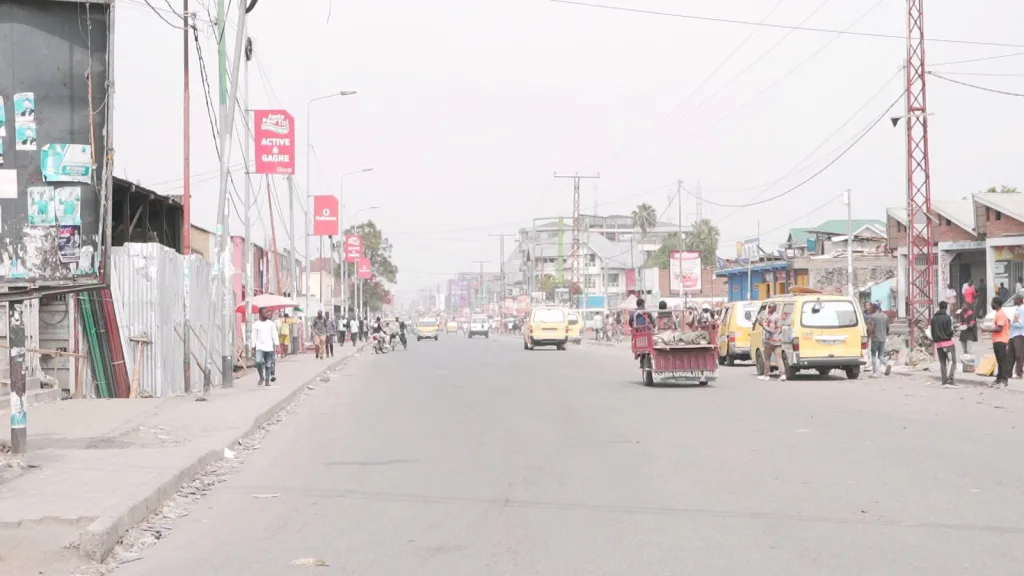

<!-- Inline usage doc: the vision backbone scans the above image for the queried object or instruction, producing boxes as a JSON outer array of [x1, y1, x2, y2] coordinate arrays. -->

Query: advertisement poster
[[58, 226, 82, 262], [41, 144, 92, 183], [253, 109, 295, 175], [55, 186, 82, 225], [0, 140, 4, 165], [356, 258, 372, 279], [311, 195, 339, 236], [13, 92, 35, 123], [669, 250, 702, 292], [27, 186, 56, 226], [0, 96, 5, 137], [15, 123, 36, 151], [344, 234, 363, 262]]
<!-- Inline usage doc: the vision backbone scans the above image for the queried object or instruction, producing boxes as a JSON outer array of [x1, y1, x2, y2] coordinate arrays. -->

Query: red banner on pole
[[253, 109, 295, 175], [344, 235, 363, 262], [356, 258, 372, 279], [312, 195, 339, 236]]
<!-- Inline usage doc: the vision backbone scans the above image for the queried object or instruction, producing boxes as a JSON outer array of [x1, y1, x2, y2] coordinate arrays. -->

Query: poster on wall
[[55, 186, 82, 225], [41, 144, 93, 183], [669, 250, 702, 292], [57, 226, 81, 262], [27, 186, 56, 226], [13, 92, 35, 123], [0, 96, 6, 137], [0, 169, 16, 199], [15, 123, 36, 151]]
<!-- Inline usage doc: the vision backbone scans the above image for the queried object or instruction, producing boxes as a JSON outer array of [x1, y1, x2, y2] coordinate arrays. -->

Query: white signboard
[[670, 251, 702, 293]]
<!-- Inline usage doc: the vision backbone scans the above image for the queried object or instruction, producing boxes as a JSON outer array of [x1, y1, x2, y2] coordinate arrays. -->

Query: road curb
[[885, 366, 1024, 394], [77, 344, 368, 562]]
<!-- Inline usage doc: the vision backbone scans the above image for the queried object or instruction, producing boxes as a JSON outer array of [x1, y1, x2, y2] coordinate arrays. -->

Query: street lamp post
[[339, 168, 374, 316], [304, 90, 356, 341]]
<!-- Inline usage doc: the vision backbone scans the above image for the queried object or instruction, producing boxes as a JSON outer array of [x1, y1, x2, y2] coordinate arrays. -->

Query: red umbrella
[[235, 294, 299, 314]]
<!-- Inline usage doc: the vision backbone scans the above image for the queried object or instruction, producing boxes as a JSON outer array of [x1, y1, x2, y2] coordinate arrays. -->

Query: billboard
[[670, 251, 702, 292], [312, 195, 339, 236], [343, 235, 363, 262], [448, 278, 469, 309], [356, 258, 372, 279], [253, 109, 295, 175], [0, 2, 112, 288]]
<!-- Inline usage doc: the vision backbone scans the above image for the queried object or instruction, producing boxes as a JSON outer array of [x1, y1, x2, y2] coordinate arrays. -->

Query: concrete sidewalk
[[0, 343, 367, 571]]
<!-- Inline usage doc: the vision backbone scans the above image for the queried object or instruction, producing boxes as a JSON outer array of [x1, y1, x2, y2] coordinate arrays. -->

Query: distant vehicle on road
[[416, 318, 440, 341], [566, 311, 582, 345], [717, 301, 761, 365], [523, 307, 569, 351], [468, 315, 490, 338]]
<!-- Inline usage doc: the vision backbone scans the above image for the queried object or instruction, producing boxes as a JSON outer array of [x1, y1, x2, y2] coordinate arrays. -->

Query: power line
[[930, 51, 1024, 67], [709, 66, 903, 223], [585, 0, 792, 169], [138, 0, 186, 28], [933, 71, 1024, 78], [624, 0, 889, 170], [719, 192, 844, 246], [929, 71, 1024, 97], [686, 88, 905, 209], [549, 0, 1024, 48]]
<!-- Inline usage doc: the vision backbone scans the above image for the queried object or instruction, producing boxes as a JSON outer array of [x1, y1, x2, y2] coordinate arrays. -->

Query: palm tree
[[631, 203, 657, 235], [683, 218, 721, 267]]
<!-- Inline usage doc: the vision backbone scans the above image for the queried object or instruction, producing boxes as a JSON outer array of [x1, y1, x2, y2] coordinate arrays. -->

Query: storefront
[[714, 262, 790, 302], [986, 239, 1024, 297], [938, 240, 986, 301]]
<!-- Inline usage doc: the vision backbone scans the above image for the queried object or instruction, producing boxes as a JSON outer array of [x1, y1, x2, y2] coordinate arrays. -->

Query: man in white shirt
[[250, 307, 280, 386]]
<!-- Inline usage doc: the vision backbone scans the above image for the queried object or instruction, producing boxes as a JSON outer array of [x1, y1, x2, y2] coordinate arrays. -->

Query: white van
[[469, 315, 490, 338]]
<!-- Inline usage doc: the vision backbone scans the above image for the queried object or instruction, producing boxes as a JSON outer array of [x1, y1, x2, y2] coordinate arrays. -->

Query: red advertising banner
[[312, 195, 339, 236], [356, 258, 372, 279], [343, 235, 363, 263], [253, 109, 295, 175]]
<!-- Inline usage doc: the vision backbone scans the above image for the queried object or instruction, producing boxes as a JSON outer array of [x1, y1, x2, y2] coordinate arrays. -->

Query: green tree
[[982, 185, 1019, 193], [646, 219, 720, 269], [684, 218, 720, 267], [631, 203, 658, 235], [538, 274, 556, 298], [340, 219, 399, 309]]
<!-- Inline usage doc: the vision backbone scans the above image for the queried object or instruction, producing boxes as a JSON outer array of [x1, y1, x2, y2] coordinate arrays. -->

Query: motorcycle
[[372, 333, 392, 354]]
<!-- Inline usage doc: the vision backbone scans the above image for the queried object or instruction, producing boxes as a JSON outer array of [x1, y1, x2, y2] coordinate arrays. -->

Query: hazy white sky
[[114, 0, 1024, 293]]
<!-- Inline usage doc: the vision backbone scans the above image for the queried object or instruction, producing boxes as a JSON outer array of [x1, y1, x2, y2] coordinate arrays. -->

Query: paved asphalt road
[[118, 333, 1024, 575]]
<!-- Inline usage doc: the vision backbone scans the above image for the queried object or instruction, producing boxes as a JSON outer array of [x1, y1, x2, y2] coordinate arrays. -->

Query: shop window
[[996, 211, 1003, 221], [986, 207, 991, 221]]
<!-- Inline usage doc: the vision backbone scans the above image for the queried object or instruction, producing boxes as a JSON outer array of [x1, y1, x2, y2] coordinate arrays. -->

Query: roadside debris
[[291, 558, 330, 567], [251, 493, 280, 499]]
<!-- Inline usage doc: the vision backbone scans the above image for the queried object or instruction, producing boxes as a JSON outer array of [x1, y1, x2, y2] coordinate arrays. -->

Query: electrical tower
[[555, 172, 599, 308], [905, 0, 935, 347], [489, 233, 516, 306]]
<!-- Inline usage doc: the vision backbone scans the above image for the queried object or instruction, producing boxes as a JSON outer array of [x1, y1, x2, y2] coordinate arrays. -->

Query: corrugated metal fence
[[110, 243, 227, 397]]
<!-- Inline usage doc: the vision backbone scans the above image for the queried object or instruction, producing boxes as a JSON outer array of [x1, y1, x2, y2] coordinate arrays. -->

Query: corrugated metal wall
[[109, 243, 227, 397]]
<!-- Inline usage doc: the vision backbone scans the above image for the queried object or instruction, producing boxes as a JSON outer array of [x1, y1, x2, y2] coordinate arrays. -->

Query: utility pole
[[554, 173, 599, 308], [8, 301, 26, 452], [267, 178, 282, 294], [242, 36, 254, 362], [205, 0, 247, 391], [695, 181, 703, 222], [471, 260, 489, 311], [677, 180, 684, 303], [490, 233, 515, 317], [182, 2, 192, 394], [905, 0, 935, 347], [846, 189, 854, 297], [287, 175, 298, 300]]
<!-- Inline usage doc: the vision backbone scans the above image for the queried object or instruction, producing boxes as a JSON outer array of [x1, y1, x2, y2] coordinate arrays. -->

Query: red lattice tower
[[555, 173, 599, 308], [905, 0, 935, 347]]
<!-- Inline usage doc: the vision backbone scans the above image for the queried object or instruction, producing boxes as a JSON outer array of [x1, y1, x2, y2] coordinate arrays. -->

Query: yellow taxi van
[[717, 300, 762, 366], [750, 292, 867, 379], [566, 311, 582, 345], [524, 306, 569, 351]]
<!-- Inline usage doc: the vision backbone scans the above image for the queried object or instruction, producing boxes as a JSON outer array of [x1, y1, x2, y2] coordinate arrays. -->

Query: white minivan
[[468, 315, 490, 338]]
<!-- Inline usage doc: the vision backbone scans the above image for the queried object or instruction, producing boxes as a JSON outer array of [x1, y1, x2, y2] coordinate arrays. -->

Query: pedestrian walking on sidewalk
[[349, 316, 359, 346], [1010, 293, 1024, 378], [277, 312, 292, 358], [338, 315, 347, 347], [358, 317, 366, 342], [251, 307, 279, 386], [867, 302, 891, 377], [311, 311, 328, 359], [931, 301, 957, 388], [959, 304, 977, 355], [981, 296, 1011, 387], [325, 312, 336, 358]]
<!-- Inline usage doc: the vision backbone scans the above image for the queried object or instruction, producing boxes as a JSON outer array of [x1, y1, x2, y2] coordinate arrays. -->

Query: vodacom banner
[[312, 195, 339, 236], [253, 109, 295, 175]]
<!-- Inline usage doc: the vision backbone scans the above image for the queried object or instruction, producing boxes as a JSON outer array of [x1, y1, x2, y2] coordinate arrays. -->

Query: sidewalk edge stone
[[76, 345, 366, 562]]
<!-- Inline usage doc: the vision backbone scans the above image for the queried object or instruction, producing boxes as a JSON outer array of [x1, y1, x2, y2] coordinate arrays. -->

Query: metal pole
[[182, 3, 192, 394], [304, 102, 312, 348], [677, 179, 684, 304], [340, 179, 346, 314], [287, 175, 298, 299], [8, 301, 27, 453], [243, 36, 253, 362], [846, 189, 854, 296]]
